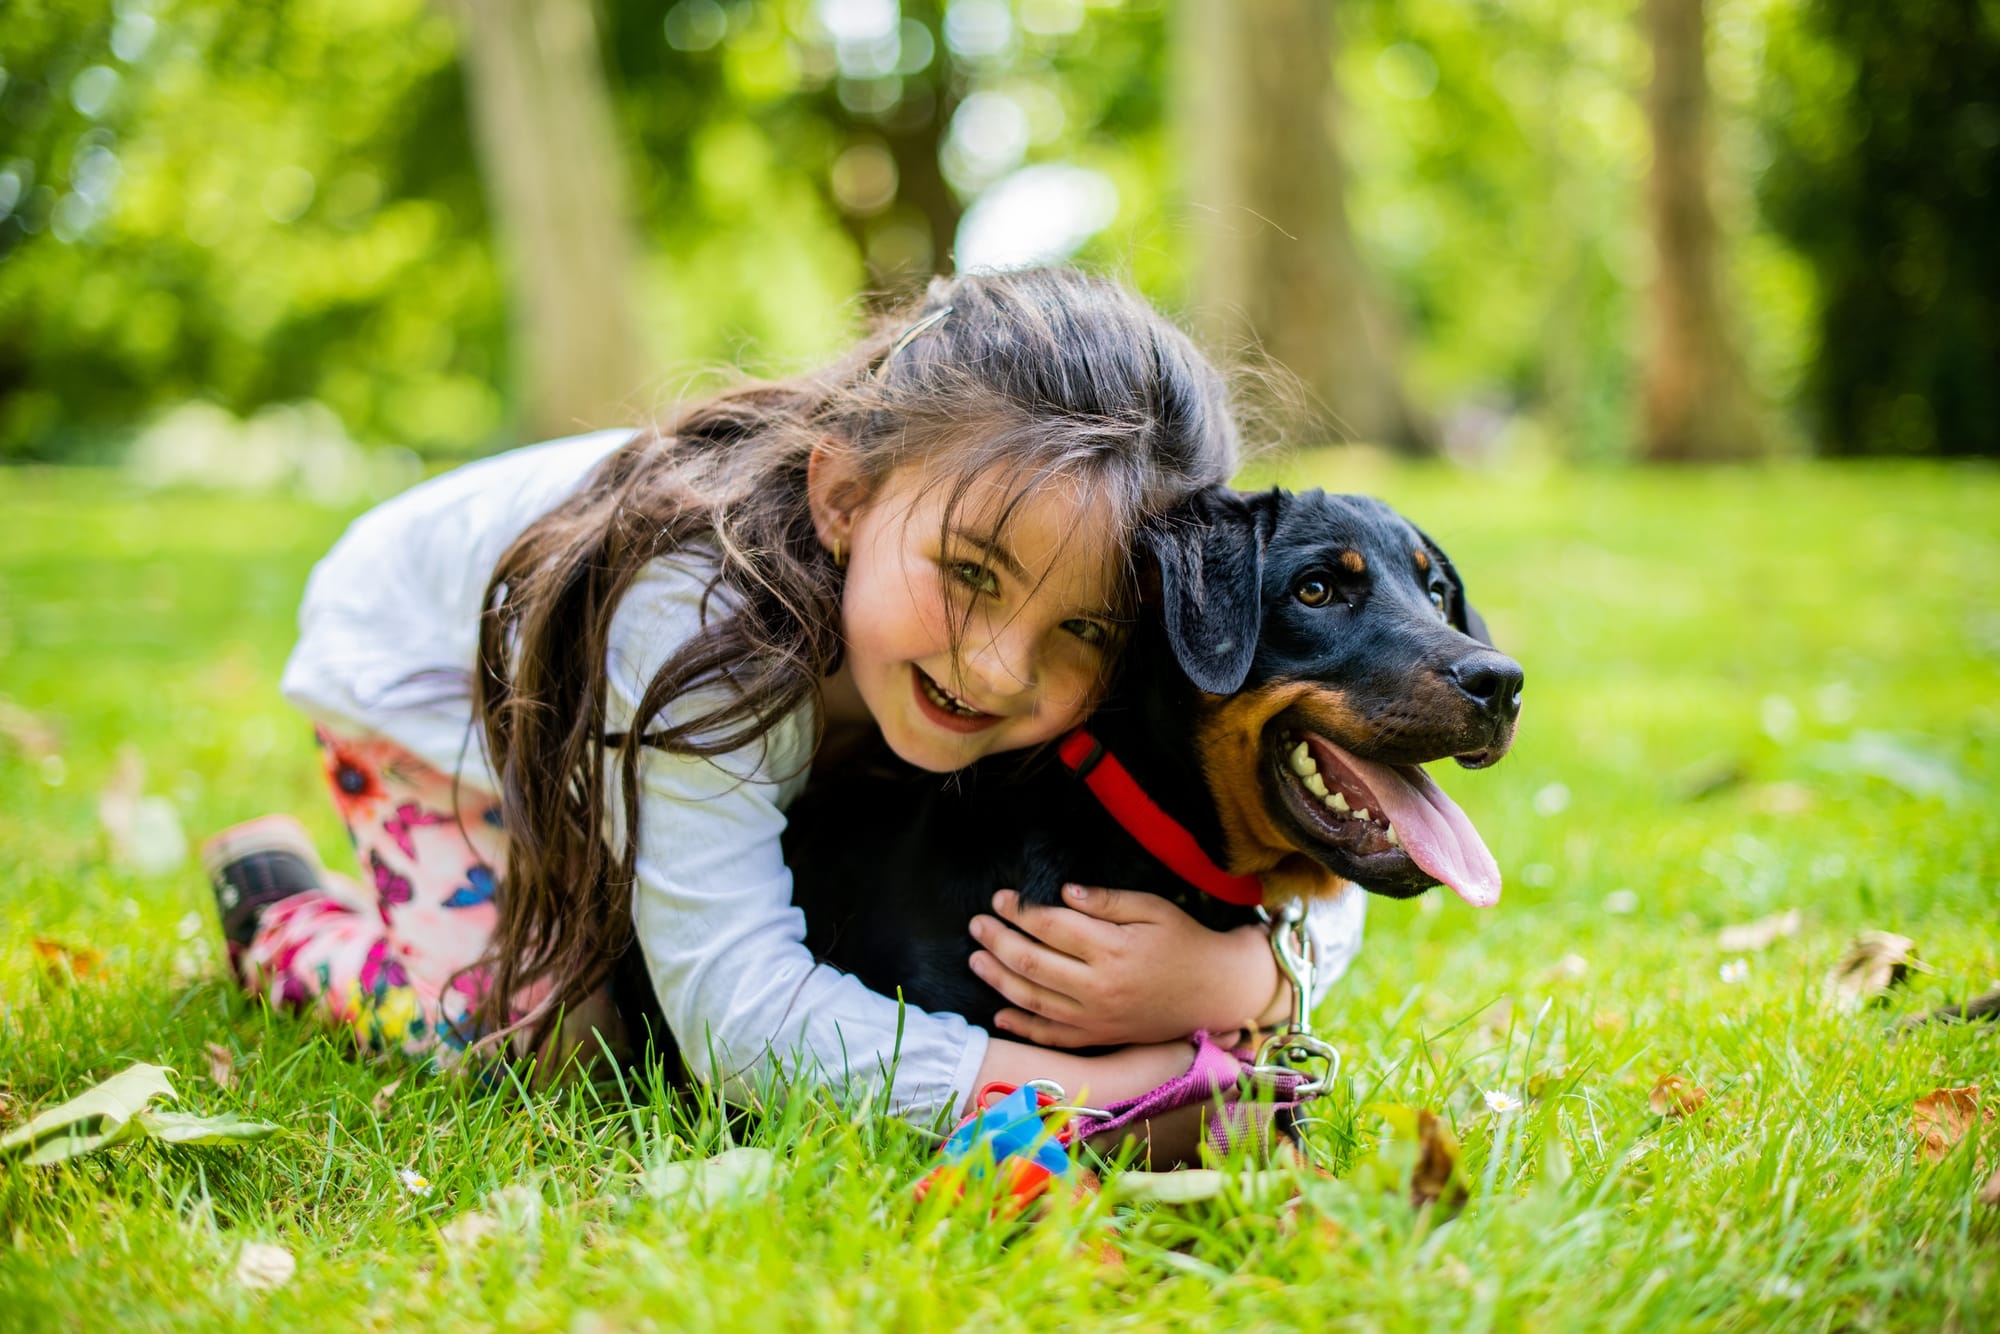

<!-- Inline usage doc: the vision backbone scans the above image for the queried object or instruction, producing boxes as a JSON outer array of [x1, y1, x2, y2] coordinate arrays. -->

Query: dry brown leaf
[[371, 1079, 401, 1118], [0, 698, 60, 759], [1828, 931, 1929, 1004], [1979, 1166, 2000, 1207], [1911, 1086, 1992, 1163], [204, 1042, 235, 1090], [233, 1241, 296, 1292], [1649, 1075, 1710, 1118], [1718, 909, 1803, 953], [1411, 1109, 1468, 1210], [32, 938, 104, 980]]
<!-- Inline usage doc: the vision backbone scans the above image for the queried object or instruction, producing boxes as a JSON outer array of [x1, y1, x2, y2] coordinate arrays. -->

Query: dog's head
[[1142, 488, 1522, 906]]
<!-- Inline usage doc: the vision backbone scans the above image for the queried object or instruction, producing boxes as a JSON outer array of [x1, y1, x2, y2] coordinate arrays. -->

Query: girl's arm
[[971, 1034, 1209, 1110], [967, 883, 1368, 1049]]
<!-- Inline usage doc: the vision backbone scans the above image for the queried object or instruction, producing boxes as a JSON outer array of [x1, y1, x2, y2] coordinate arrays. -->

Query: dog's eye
[[1295, 575, 1334, 608], [1429, 588, 1448, 619]]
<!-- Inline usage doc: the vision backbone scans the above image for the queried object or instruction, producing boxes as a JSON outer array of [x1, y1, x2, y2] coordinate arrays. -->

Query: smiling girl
[[203, 268, 1356, 1120]]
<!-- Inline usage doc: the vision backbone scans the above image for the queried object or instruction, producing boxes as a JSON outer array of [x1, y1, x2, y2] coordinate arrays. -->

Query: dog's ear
[[1412, 525, 1492, 646], [1142, 489, 1274, 694]]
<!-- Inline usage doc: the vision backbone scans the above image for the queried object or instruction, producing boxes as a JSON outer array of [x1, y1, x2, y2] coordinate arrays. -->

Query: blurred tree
[[1760, 0, 1999, 457], [449, 0, 649, 438], [1640, 0, 1766, 460], [1178, 0, 1432, 453]]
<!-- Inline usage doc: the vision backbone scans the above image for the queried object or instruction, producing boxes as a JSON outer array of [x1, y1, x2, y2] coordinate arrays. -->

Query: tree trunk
[[1179, 0, 1432, 453], [1641, 0, 1765, 461], [450, 0, 649, 439]]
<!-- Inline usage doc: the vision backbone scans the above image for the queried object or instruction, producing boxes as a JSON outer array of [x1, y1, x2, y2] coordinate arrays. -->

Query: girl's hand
[[967, 884, 1288, 1047]]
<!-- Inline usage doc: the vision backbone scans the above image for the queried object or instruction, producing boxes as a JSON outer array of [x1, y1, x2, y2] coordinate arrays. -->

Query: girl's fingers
[[989, 889, 1114, 956], [1054, 883, 1173, 926], [989, 1005, 1093, 1049], [967, 946, 1083, 1024]]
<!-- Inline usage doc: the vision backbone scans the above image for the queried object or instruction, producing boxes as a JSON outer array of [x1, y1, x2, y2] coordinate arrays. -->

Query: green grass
[[2, 457, 1997, 1330]]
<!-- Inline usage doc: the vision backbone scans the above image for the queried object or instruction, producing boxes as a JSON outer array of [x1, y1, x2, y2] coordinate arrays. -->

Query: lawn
[[1, 457, 1996, 1330]]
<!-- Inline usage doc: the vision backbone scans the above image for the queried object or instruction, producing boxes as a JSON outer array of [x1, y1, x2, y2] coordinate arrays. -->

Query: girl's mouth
[[911, 667, 1003, 734]]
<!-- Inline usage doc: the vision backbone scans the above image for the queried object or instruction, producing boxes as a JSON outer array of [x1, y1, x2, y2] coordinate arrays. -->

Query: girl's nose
[[960, 619, 1038, 701]]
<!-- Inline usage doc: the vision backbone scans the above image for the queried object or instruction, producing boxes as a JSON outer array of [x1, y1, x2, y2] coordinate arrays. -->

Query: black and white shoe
[[200, 814, 326, 951]]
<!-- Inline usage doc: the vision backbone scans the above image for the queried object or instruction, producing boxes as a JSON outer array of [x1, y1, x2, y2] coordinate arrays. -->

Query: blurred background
[[0, 0, 1995, 486]]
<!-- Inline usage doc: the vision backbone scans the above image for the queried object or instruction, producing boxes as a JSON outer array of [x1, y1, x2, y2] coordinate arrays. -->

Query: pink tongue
[[1306, 738, 1502, 907]]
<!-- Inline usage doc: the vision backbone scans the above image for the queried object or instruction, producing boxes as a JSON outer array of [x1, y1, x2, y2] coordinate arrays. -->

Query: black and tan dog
[[784, 486, 1523, 1028]]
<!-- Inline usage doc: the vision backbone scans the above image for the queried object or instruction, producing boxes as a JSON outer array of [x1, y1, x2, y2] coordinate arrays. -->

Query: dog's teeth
[[1288, 741, 1315, 776], [1353, 807, 1370, 823], [1386, 825, 1401, 848], [1329, 792, 1350, 813], [1303, 772, 1328, 798]]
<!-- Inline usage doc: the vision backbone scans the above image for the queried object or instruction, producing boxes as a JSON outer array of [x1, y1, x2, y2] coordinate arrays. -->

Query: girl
[[206, 268, 1365, 1122]]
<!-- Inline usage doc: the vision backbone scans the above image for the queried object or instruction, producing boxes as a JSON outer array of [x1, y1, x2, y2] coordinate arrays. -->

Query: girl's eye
[[1429, 588, 1448, 619], [950, 561, 1000, 596], [1063, 618, 1110, 647], [1295, 575, 1334, 608]]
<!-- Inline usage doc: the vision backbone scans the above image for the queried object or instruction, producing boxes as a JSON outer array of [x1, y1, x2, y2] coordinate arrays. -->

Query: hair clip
[[880, 305, 954, 371]]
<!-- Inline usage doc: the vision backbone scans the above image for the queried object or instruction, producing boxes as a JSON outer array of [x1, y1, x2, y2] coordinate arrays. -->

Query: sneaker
[[201, 814, 326, 950]]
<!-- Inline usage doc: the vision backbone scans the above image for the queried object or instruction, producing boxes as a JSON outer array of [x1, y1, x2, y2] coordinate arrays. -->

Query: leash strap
[[1056, 729, 1266, 907]]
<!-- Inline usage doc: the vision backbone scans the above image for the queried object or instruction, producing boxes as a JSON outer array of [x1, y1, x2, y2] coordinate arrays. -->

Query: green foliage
[[2, 460, 1997, 1323], [1758, 0, 2000, 457], [0, 0, 505, 461], [0, 1, 1993, 460]]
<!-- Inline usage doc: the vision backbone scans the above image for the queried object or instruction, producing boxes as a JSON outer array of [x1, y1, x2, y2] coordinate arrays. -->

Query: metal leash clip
[[1248, 900, 1340, 1100]]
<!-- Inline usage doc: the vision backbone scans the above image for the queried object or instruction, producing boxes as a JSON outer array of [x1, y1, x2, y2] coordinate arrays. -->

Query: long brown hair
[[472, 268, 1241, 1053]]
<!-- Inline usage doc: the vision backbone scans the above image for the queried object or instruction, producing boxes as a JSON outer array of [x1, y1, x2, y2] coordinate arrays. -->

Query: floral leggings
[[240, 727, 518, 1060]]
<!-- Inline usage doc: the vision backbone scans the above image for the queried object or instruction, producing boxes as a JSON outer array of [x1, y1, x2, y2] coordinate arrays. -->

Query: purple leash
[[1076, 901, 1342, 1156]]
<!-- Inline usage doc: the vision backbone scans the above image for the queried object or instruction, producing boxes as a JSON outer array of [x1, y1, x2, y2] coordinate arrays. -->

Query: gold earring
[[832, 538, 847, 570]]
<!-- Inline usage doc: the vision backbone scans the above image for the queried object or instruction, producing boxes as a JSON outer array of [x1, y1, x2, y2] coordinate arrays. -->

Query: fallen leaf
[[371, 1079, 402, 1118], [1649, 1075, 1709, 1118], [1829, 932, 1930, 1005], [0, 1063, 277, 1164], [439, 1183, 544, 1249], [1718, 909, 1803, 953], [1979, 1167, 2000, 1207], [205, 1043, 235, 1090], [137, 1111, 280, 1145], [1911, 1086, 1991, 1163], [642, 1146, 778, 1205], [0, 1063, 175, 1162], [31, 938, 104, 980], [233, 1242, 296, 1292], [1409, 1109, 1468, 1210], [0, 697, 60, 758]]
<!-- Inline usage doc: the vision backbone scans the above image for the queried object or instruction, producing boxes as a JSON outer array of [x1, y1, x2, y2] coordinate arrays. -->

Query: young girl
[[206, 267, 1365, 1122]]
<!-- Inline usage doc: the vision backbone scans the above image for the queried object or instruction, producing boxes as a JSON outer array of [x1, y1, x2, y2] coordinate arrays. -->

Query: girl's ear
[[807, 438, 868, 552]]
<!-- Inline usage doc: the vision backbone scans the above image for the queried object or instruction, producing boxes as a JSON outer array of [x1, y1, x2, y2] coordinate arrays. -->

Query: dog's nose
[[1449, 652, 1524, 723]]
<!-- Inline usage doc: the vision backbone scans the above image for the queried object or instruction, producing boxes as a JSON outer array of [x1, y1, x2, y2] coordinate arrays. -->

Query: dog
[[783, 486, 1524, 1029]]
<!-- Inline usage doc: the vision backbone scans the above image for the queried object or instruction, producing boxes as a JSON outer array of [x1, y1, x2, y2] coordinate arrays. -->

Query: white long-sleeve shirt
[[281, 431, 1364, 1120]]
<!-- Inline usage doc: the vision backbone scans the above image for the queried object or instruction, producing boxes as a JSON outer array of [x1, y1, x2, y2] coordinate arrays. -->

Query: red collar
[[1056, 729, 1266, 908]]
